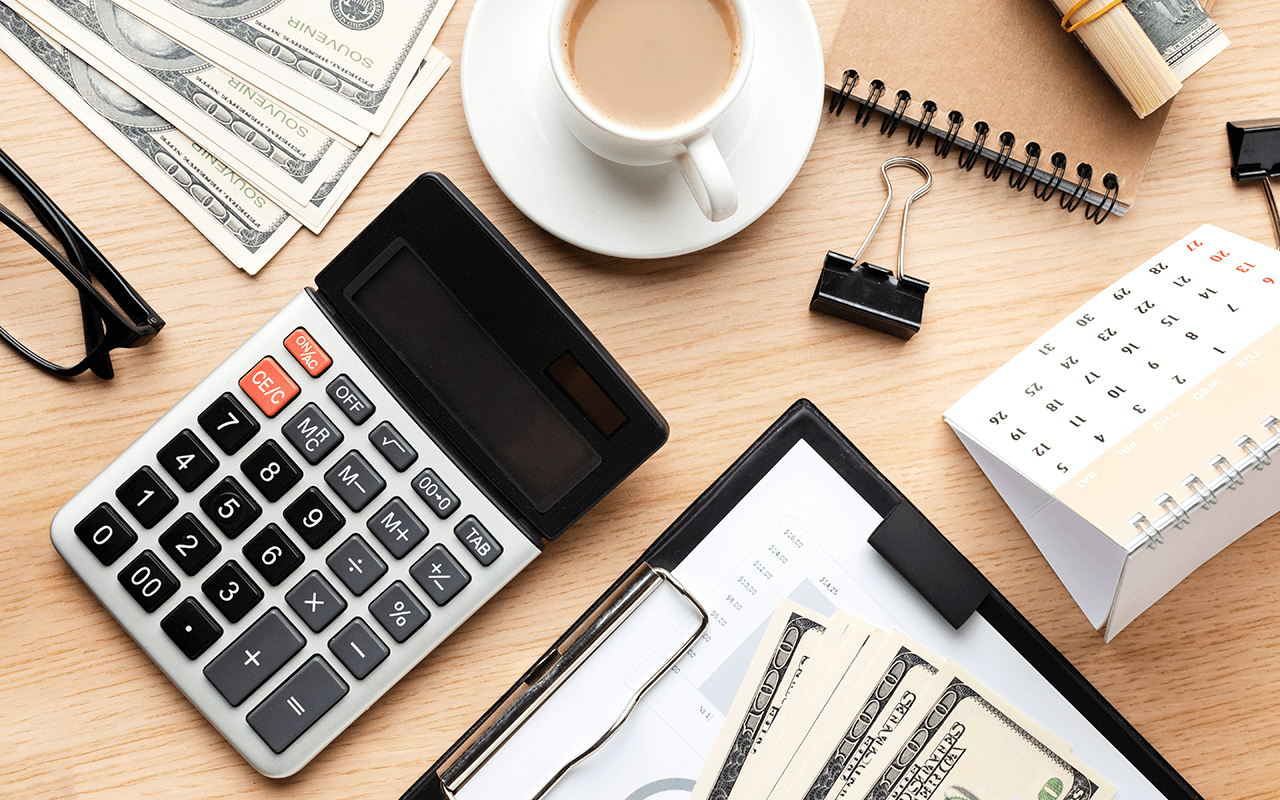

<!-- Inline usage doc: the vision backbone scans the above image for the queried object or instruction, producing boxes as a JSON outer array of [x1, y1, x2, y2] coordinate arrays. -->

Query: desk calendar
[[946, 225, 1280, 640]]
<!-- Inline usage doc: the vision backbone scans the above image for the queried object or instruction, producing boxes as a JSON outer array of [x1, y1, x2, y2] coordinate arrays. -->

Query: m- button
[[239, 357, 299, 418]]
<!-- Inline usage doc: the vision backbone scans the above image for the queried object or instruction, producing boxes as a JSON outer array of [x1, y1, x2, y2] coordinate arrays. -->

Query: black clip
[[1226, 119, 1280, 248], [810, 157, 932, 340]]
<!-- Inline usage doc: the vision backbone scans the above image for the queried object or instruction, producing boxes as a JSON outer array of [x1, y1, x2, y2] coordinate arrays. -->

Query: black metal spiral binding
[[856, 80, 886, 126], [907, 101, 937, 148], [1009, 142, 1041, 191], [881, 90, 912, 138], [957, 121, 989, 171], [935, 110, 964, 158], [823, 79, 1119, 221], [829, 69, 858, 116], [984, 131, 1016, 181], [1084, 173, 1120, 223], [1060, 163, 1093, 211], [1034, 152, 1068, 201]]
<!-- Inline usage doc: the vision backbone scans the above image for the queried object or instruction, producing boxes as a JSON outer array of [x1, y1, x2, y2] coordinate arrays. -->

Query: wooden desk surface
[[3, 1, 1277, 797]]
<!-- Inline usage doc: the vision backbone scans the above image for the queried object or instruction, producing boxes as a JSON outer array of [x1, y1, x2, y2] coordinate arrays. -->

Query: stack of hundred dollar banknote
[[690, 599, 1116, 800], [0, 0, 454, 272]]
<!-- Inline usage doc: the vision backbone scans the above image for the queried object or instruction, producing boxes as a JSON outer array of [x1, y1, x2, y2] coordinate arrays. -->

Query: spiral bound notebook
[[945, 225, 1280, 641], [825, 0, 1217, 221]]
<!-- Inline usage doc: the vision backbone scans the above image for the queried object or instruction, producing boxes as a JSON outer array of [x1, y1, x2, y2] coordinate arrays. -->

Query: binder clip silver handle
[[810, 157, 933, 339]]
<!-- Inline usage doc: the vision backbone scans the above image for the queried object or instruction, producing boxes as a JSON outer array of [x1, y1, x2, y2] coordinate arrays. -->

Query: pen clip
[[438, 563, 708, 800]]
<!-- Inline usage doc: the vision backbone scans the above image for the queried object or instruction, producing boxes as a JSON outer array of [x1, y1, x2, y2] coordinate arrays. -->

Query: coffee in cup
[[548, 0, 754, 222]]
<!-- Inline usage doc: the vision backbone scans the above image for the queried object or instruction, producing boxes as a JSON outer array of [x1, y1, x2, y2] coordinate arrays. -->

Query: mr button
[[239, 357, 300, 418]]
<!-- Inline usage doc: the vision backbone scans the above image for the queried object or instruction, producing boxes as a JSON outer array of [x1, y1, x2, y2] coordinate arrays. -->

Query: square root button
[[410, 545, 470, 607]]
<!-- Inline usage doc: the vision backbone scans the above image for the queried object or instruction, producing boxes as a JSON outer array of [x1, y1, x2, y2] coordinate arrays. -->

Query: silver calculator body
[[49, 174, 668, 777]]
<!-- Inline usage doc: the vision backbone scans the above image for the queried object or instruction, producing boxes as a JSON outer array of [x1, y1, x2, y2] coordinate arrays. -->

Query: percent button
[[369, 581, 430, 643]]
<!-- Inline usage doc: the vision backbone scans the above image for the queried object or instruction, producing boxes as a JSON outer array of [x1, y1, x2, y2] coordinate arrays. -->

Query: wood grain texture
[[1, 0, 1277, 797]]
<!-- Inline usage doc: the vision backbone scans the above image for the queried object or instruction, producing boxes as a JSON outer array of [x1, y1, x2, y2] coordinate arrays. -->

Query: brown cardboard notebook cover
[[825, 0, 1212, 217]]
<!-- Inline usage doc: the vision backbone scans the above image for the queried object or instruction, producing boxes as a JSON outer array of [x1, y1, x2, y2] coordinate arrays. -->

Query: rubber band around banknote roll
[[1060, 0, 1124, 33]]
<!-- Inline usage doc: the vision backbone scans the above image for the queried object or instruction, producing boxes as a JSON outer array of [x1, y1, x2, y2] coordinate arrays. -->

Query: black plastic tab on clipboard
[[867, 501, 989, 628]]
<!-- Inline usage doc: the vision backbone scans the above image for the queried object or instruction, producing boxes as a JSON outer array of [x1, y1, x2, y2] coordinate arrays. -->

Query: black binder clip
[[1226, 118, 1280, 248], [810, 157, 932, 339]]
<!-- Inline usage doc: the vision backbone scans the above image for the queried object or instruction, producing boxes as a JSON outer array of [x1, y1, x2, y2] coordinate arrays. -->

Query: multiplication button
[[247, 656, 348, 755], [285, 571, 346, 633]]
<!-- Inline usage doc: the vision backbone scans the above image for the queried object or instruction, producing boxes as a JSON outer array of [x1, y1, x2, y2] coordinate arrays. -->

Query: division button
[[326, 535, 387, 597], [161, 597, 223, 660], [324, 450, 386, 512], [410, 545, 471, 607], [198, 392, 260, 455], [239, 356, 300, 418], [370, 581, 430, 643], [285, 571, 347, 633], [283, 327, 332, 378], [326, 374, 374, 425], [204, 608, 305, 707], [247, 655, 348, 754], [328, 618, 389, 680]]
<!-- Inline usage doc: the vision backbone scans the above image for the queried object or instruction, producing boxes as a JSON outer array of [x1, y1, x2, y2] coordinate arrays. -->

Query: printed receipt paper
[[454, 441, 1168, 800]]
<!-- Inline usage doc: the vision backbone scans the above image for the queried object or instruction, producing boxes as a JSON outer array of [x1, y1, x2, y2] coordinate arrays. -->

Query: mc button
[[239, 357, 299, 418]]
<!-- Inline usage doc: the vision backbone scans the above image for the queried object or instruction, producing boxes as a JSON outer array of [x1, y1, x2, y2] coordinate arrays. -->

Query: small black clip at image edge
[[810, 156, 932, 339], [1226, 118, 1280, 249]]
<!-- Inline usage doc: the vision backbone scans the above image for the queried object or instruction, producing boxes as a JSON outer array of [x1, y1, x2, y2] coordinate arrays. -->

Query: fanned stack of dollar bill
[[0, 0, 454, 272], [690, 600, 1117, 800]]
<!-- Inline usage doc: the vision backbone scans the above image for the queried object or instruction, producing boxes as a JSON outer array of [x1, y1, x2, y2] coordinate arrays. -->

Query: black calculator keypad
[[161, 597, 223, 659], [118, 550, 181, 612], [116, 466, 179, 529], [157, 429, 219, 492], [283, 488, 345, 549], [74, 503, 138, 566], [158, 513, 222, 576], [203, 560, 264, 623], [199, 392, 261, 455], [241, 440, 303, 503], [282, 403, 344, 465], [201, 477, 262, 539], [243, 524, 304, 586]]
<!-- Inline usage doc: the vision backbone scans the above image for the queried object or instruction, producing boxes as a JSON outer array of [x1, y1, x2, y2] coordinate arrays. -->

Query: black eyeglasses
[[0, 146, 163, 379]]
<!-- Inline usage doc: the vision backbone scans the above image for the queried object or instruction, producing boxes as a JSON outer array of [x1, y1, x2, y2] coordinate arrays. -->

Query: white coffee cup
[[547, 0, 754, 222]]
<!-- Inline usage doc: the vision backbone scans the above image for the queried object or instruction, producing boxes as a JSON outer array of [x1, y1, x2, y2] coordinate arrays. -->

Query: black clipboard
[[400, 399, 1201, 800]]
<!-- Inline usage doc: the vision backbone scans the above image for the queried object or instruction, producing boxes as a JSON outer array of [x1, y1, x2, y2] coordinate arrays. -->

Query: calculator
[[49, 173, 668, 778]]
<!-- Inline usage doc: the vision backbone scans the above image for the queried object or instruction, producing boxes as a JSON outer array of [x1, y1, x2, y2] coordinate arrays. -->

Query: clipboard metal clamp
[[438, 564, 708, 800]]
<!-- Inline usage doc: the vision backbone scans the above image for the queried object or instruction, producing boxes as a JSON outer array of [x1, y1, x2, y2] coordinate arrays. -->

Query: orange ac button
[[284, 327, 332, 377], [239, 356, 300, 418]]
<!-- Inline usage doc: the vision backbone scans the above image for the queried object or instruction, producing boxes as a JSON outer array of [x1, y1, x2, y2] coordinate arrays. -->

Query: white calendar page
[[945, 226, 1280, 637], [947, 225, 1280, 543]]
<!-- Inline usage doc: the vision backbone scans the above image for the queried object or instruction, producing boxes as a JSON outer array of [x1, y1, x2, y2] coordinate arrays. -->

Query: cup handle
[[675, 130, 737, 222]]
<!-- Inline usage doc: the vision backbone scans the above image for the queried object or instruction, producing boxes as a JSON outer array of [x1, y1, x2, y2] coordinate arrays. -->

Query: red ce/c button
[[239, 356, 300, 418]]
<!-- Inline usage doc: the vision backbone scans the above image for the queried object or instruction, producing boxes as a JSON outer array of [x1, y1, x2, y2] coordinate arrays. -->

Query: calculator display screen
[[349, 245, 602, 512]]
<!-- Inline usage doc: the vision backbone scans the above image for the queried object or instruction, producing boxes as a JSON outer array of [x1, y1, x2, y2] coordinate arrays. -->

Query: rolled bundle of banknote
[[1050, 0, 1228, 118], [0, 0, 453, 272], [690, 599, 1117, 800]]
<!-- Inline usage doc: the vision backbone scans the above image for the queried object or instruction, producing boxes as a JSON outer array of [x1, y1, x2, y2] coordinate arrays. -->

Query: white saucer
[[460, 0, 824, 259]]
